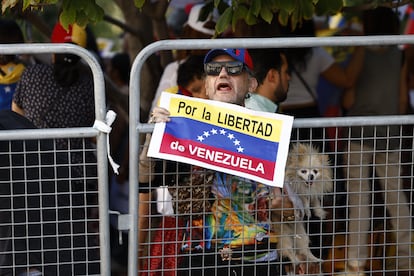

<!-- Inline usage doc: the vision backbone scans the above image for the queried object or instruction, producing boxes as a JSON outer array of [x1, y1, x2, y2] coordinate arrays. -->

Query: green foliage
[[2, 0, 58, 13], [208, 0, 414, 33], [2, 0, 103, 29], [260, 2, 274, 24], [60, 0, 104, 28], [250, 0, 261, 17], [232, 5, 248, 30], [1, 0, 18, 13], [2, 0, 414, 34], [216, 5, 233, 34], [315, 0, 343, 15], [212, 0, 345, 32], [343, 0, 366, 6], [134, 0, 145, 9]]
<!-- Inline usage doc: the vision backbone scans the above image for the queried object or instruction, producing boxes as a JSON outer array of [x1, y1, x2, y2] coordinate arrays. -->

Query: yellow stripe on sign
[[169, 97, 282, 142]]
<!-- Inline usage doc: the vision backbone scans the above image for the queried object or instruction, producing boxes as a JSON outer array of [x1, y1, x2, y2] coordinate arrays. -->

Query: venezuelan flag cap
[[51, 22, 87, 48], [204, 48, 254, 71]]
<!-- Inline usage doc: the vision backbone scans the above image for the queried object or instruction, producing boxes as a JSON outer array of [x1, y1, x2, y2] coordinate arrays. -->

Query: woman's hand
[[285, 254, 321, 275], [270, 187, 296, 222], [149, 106, 171, 123]]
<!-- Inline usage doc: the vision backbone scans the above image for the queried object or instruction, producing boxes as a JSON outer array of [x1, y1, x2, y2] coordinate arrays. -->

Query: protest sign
[[148, 92, 293, 187]]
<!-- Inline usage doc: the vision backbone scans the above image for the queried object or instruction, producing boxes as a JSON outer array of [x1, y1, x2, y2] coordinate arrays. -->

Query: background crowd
[[0, 2, 413, 276]]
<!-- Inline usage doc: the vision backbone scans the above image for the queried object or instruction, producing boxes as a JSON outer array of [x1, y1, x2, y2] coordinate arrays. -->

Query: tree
[[1, 0, 412, 117], [3, 0, 412, 33]]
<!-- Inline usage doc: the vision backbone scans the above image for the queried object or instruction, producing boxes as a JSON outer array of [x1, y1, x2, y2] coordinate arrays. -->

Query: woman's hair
[[0, 19, 24, 44], [0, 19, 24, 65], [53, 53, 82, 87], [249, 48, 286, 85], [111, 52, 131, 84], [177, 54, 205, 88], [51, 24, 100, 87]]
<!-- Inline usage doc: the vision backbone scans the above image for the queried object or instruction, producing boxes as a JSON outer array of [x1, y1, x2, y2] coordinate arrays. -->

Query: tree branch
[[343, 0, 413, 12], [103, 14, 144, 41]]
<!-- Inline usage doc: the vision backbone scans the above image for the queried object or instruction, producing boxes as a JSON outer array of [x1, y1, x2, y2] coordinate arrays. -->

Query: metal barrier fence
[[135, 121, 414, 275], [130, 35, 414, 276], [0, 44, 110, 275]]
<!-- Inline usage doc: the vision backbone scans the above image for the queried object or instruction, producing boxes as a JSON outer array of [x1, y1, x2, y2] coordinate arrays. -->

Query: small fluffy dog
[[273, 143, 333, 266]]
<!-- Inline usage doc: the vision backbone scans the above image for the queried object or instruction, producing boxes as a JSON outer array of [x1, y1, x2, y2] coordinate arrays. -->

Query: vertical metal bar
[[128, 35, 414, 276], [0, 43, 110, 276]]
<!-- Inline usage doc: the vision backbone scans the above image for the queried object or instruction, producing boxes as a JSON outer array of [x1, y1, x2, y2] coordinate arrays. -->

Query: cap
[[51, 22, 87, 48], [204, 48, 254, 71], [185, 4, 215, 36]]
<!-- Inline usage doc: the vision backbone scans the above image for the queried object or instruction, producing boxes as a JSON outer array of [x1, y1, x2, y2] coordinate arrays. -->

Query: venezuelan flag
[[148, 92, 293, 187]]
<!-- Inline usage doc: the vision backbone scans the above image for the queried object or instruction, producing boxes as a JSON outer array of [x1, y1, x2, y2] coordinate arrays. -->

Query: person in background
[[342, 7, 413, 276], [279, 19, 364, 119], [106, 52, 131, 150], [247, 48, 322, 274], [161, 54, 207, 99], [0, 19, 25, 110], [10, 21, 99, 275], [277, 19, 364, 151], [106, 52, 131, 276], [166, 0, 204, 37], [316, 14, 363, 119], [246, 48, 291, 113], [138, 53, 207, 275], [106, 52, 131, 125], [107, 52, 130, 96], [143, 48, 316, 275], [12, 22, 94, 129], [151, 3, 216, 110]]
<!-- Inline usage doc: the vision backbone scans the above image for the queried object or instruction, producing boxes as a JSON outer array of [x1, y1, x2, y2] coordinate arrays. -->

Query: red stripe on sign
[[159, 132, 275, 181]]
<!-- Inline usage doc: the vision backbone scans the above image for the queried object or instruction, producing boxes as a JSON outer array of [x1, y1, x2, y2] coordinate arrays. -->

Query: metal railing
[[0, 43, 110, 275], [129, 35, 414, 275]]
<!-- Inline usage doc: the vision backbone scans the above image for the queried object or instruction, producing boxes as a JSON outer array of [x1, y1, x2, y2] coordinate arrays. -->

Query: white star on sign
[[196, 128, 245, 153]]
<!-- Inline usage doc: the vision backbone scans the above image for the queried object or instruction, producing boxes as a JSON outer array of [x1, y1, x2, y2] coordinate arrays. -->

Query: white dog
[[273, 143, 333, 267]]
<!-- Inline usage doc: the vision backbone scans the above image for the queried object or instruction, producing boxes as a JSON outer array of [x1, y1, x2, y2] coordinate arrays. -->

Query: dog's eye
[[312, 169, 318, 174], [300, 169, 307, 174]]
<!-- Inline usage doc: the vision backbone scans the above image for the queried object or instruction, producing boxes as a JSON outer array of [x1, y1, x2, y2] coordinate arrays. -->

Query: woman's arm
[[11, 101, 24, 116], [321, 46, 365, 89]]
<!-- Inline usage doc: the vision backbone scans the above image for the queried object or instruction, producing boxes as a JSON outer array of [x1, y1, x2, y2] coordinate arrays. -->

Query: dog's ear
[[293, 142, 307, 155], [322, 153, 331, 166], [297, 143, 306, 154]]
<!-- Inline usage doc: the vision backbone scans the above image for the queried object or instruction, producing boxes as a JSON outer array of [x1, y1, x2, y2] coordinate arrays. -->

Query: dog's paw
[[294, 209, 304, 220], [299, 252, 323, 263], [280, 251, 301, 267], [313, 208, 327, 219], [305, 209, 312, 218], [312, 257, 323, 263]]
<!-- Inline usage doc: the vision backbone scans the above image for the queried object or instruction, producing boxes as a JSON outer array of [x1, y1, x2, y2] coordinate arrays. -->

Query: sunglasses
[[204, 61, 249, 76]]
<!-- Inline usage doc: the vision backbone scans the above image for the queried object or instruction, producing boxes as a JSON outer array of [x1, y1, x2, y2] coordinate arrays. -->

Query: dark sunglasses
[[204, 61, 249, 76]]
